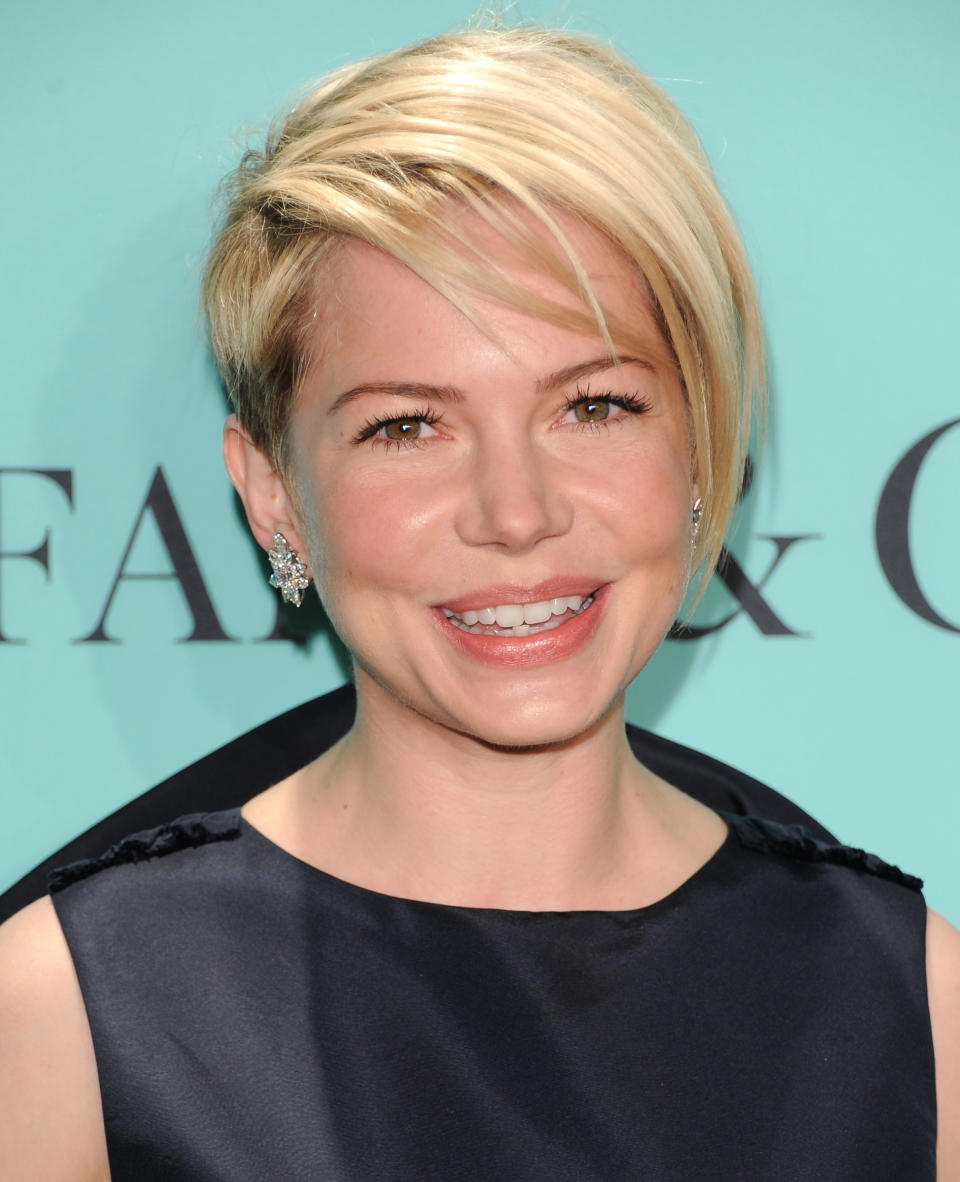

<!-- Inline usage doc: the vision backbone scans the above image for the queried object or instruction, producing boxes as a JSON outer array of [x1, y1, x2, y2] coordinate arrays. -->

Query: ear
[[222, 415, 310, 566]]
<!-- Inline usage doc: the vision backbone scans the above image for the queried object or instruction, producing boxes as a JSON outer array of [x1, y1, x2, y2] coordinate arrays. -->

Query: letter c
[[875, 417, 960, 632]]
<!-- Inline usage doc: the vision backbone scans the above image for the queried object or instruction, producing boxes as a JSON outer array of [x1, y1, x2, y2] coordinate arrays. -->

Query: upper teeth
[[444, 596, 585, 627]]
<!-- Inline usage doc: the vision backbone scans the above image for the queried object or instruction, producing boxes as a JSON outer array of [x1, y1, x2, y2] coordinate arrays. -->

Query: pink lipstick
[[433, 581, 609, 668]]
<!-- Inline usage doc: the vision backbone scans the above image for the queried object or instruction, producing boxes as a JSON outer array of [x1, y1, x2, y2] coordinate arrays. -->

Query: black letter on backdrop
[[258, 595, 293, 642], [0, 468, 74, 644], [875, 417, 960, 633], [78, 467, 234, 642], [672, 534, 819, 640]]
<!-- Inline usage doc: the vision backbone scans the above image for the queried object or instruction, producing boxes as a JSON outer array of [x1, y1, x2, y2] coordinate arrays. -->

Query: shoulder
[[724, 811, 924, 893], [48, 807, 243, 894], [50, 809, 256, 1012], [0, 897, 109, 1180], [927, 908, 960, 1178], [722, 813, 930, 988]]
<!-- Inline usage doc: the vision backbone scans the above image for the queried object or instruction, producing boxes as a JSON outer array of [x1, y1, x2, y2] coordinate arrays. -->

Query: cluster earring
[[691, 497, 703, 544], [267, 532, 311, 607]]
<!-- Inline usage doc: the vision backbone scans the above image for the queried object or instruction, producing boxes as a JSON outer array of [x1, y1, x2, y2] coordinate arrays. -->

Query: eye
[[382, 417, 427, 441], [559, 389, 653, 428], [571, 398, 612, 423], [353, 408, 442, 448]]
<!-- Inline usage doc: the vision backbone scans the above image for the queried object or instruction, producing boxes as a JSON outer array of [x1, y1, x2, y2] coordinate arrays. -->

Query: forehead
[[299, 206, 670, 389]]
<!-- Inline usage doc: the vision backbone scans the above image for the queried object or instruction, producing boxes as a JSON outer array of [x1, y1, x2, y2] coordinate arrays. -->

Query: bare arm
[[929, 908, 960, 1180], [0, 896, 110, 1181]]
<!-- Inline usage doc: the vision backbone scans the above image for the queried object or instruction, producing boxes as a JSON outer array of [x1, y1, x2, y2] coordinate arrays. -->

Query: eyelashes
[[351, 386, 653, 450], [353, 408, 442, 448], [564, 388, 654, 425]]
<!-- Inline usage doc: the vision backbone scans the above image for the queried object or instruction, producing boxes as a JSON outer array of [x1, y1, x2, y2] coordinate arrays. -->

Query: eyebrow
[[536, 355, 653, 393], [327, 355, 653, 415], [328, 382, 463, 415]]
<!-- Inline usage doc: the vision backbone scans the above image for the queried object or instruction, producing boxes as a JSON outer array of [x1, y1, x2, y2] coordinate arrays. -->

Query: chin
[[432, 681, 623, 752]]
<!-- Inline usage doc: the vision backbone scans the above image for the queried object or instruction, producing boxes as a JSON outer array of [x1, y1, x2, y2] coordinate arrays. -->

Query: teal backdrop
[[2, 0, 957, 919]]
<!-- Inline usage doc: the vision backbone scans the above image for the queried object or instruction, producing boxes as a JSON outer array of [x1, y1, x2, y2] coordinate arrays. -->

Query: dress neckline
[[238, 810, 736, 920]]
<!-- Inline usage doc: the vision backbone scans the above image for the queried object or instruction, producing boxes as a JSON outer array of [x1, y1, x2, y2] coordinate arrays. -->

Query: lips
[[433, 581, 608, 667], [437, 578, 602, 615], [441, 594, 591, 636]]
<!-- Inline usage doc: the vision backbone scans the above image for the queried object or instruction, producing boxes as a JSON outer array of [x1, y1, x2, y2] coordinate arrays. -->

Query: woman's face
[[283, 217, 697, 748]]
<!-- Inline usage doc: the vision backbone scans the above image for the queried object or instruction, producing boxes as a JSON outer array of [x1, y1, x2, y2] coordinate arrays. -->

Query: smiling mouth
[[439, 593, 596, 637]]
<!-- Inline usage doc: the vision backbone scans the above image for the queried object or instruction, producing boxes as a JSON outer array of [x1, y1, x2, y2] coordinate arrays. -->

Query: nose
[[453, 435, 574, 553]]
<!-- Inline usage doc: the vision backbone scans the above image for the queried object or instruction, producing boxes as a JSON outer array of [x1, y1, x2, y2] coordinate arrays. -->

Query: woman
[[1, 27, 957, 1180]]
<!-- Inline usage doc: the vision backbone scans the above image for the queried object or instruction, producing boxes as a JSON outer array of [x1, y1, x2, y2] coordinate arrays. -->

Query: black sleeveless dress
[[51, 808, 936, 1180]]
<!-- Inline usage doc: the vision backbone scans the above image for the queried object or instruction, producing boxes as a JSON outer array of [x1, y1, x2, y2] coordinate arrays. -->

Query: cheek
[[604, 457, 694, 637], [592, 450, 693, 558], [302, 464, 437, 607]]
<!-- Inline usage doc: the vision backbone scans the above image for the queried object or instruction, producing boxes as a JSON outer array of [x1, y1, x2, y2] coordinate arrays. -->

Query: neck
[[247, 674, 722, 911]]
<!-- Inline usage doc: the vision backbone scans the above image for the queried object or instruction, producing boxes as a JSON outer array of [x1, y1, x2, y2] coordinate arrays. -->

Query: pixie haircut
[[203, 27, 763, 590]]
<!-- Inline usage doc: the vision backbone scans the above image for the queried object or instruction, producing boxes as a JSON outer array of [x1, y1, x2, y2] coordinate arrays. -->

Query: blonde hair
[[203, 27, 764, 590]]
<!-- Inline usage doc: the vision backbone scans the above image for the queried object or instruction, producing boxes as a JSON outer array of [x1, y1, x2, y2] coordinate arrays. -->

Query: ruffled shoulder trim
[[723, 812, 923, 892], [47, 809, 242, 893]]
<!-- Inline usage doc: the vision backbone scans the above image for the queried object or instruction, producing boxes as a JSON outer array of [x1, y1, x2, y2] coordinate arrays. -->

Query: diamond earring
[[267, 532, 311, 607], [691, 497, 703, 542]]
